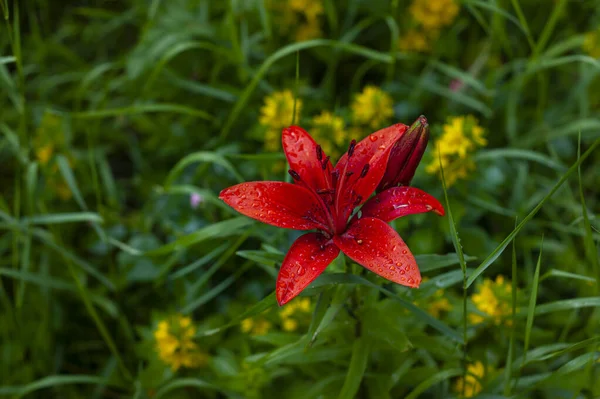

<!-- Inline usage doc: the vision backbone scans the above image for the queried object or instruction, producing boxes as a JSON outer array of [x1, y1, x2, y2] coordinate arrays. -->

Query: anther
[[316, 145, 323, 161], [317, 188, 335, 194], [321, 156, 330, 170], [331, 170, 339, 186], [345, 171, 354, 177], [348, 140, 357, 157], [288, 169, 301, 181], [360, 164, 369, 178]]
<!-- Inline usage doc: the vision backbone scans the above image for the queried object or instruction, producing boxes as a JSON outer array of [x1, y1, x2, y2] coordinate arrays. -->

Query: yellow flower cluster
[[583, 30, 600, 59], [351, 86, 394, 129], [269, 0, 324, 42], [279, 297, 311, 332], [400, 0, 459, 53], [154, 315, 208, 371], [426, 115, 487, 186], [454, 361, 485, 398], [469, 275, 513, 325], [241, 317, 273, 336], [260, 90, 302, 151], [34, 112, 74, 201], [410, 0, 459, 30], [427, 289, 452, 318], [399, 29, 435, 53], [309, 111, 347, 157]]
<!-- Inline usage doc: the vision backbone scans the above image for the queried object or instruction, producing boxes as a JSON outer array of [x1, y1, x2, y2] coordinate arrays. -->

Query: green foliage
[[1, 0, 599, 398]]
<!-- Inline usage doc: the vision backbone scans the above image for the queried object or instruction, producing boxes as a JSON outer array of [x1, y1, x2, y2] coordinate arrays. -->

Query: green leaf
[[522, 239, 543, 367], [154, 378, 217, 399], [337, 337, 371, 399], [145, 217, 253, 256], [404, 368, 463, 399], [68, 103, 213, 121], [23, 212, 103, 225], [466, 138, 600, 287], [0, 375, 121, 398], [416, 253, 477, 273], [165, 151, 243, 187]]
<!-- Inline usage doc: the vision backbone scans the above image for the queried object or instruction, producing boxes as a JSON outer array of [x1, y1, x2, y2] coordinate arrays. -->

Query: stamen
[[316, 145, 323, 161], [288, 169, 301, 181], [360, 164, 369, 178], [331, 170, 339, 187], [345, 171, 354, 177], [317, 188, 335, 194], [348, 139, 357, 157], [321, 156, 331, 170]]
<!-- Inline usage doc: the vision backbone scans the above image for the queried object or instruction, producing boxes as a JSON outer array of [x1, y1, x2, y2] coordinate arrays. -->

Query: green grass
[[1, 0, 599, 398]]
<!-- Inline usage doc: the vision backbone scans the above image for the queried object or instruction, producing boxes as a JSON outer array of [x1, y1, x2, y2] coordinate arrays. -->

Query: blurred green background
[[1, 0, 599, 398]]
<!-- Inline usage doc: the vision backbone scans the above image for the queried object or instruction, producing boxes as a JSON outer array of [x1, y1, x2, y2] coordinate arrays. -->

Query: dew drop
[[400, 270, 405, 275], [400, 277, 406, 282], [356, 239, 363, 244], [425, 204, 433, 211], [369, 135, 378, 142], [402, 249, 408, 254], [311, 266, 317, 271], [408, 278, 415, 285], [396, 262, 402, 267], [378, 267, 383, 272], [378, 144, 386, 150], [389, 266, 395, 271]]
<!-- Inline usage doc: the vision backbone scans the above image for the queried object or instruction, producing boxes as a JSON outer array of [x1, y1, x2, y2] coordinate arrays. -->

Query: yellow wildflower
[[454, 361, 485, 398], [154, 315, 208, 371], [268, 0, 323, 42], [410, 0, 460, 30], [36, 144, 54, 165], [426, 115, 486, 186], [279, 297, 312, 332], [260, 90, 302, 151], [399, 29, 433, 53], [309, 111, 347, 156], [583, 30, 600, 59], [428, 289, 452, 318], [351, 86, 394, 129], [469, 275, 513, 325], [241, 317, 272, 336]]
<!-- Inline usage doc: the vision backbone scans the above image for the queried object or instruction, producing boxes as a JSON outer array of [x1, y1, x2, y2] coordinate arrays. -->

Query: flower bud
[[377, 115, 429, 192]]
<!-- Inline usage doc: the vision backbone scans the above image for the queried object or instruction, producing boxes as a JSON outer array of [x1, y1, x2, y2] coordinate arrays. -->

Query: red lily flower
[[219, 124, 444, 305]]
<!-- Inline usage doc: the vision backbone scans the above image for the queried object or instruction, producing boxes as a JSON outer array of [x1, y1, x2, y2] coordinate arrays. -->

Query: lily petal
[[360, 186, 445, 223], [219, 182, 328, 230], [282, 126, 332, 194], [333, 124, 408, 222], [276, 233, 340, 305], [333, 217, 421, 288]]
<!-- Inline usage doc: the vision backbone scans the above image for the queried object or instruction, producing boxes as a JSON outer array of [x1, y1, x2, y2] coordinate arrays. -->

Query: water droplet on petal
[[425, 204, 433, 211], [356, 239, 363, 244], [408, 278, 415, 285], [369, 135, 378, 142], [402, 249, 408, 254], [311, 266, 317, 271], [297, 266, 305, 276]]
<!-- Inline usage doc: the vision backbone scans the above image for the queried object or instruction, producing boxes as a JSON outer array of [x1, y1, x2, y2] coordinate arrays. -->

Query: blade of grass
[[439, 145, 469, 393], [337, 337, 371, 399], [466, 137, 600, 287], [522, 238, 543, 369], [504, 221, 518, 396]]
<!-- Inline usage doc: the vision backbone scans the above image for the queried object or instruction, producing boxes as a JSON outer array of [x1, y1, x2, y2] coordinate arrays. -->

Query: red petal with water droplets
[[333, 124, 408, 223], [360, 186, 445, 223], [282, 126, 332, 194], [276, 233, 340, 306], [219, 182, 328, 230], [333, 217, 421, 288]]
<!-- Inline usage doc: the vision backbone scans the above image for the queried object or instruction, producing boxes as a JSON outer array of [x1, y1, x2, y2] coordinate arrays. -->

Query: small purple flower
[[190, 192, 204, 209], [450, 79, 464, 92]]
